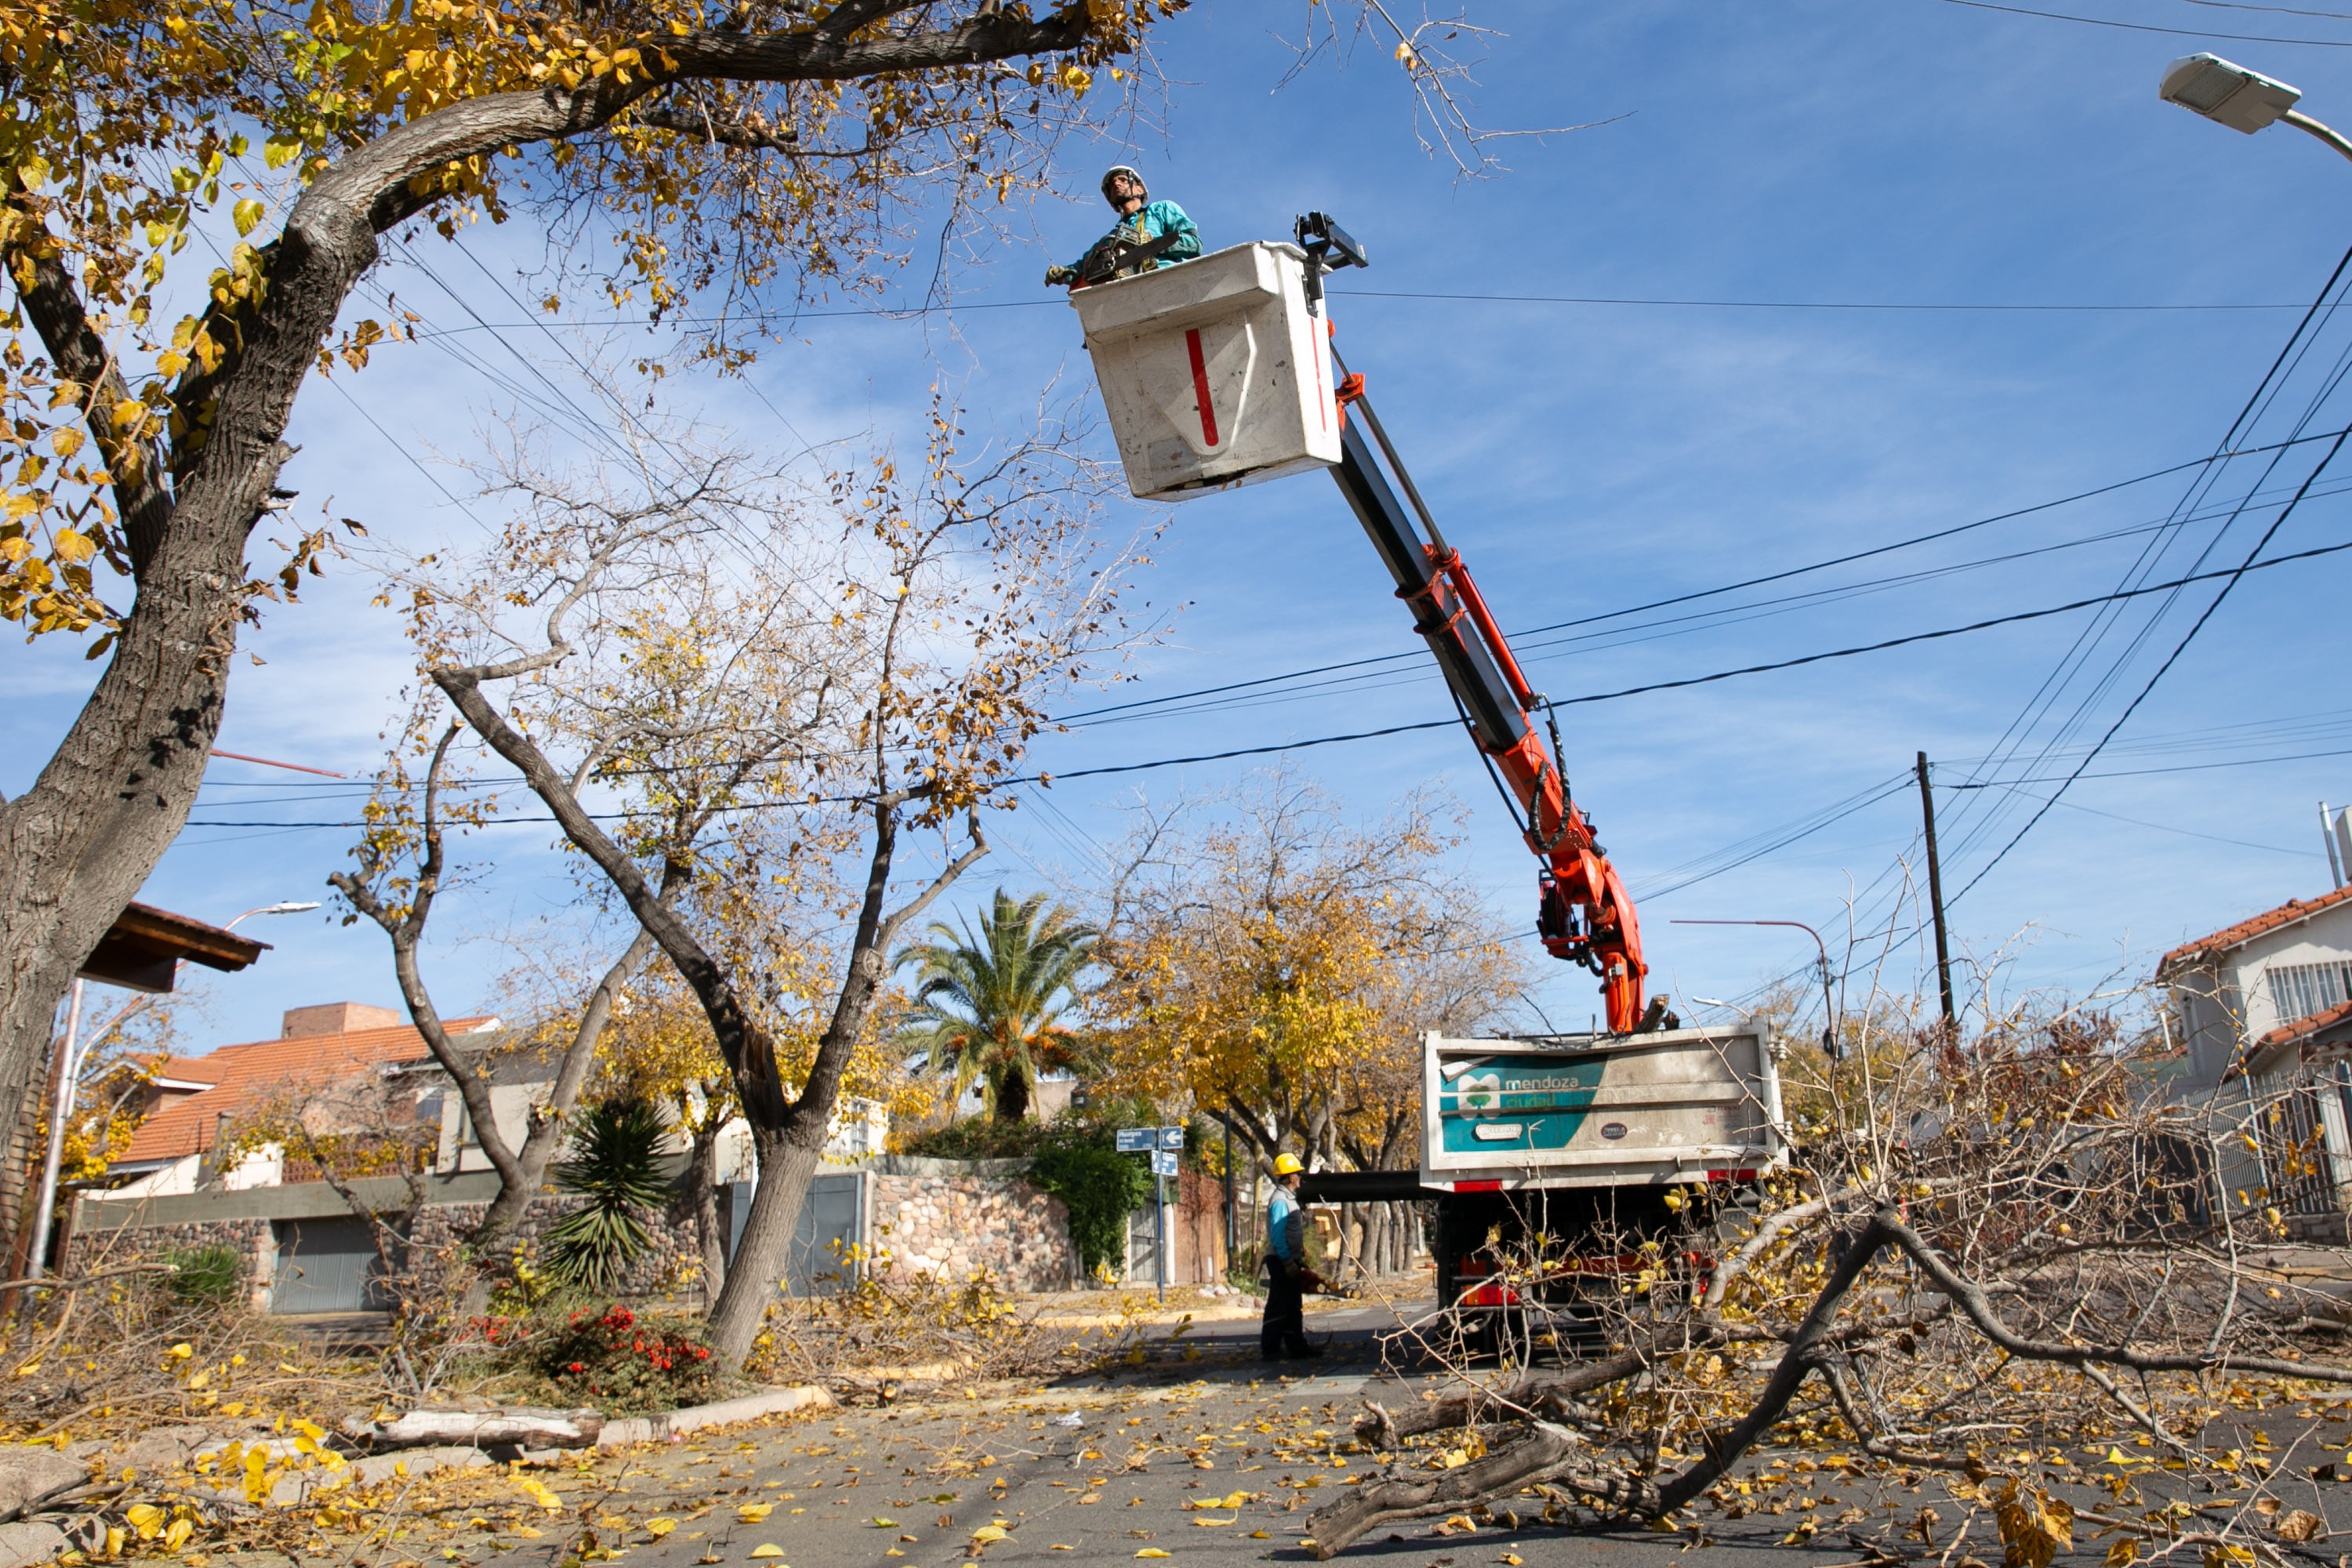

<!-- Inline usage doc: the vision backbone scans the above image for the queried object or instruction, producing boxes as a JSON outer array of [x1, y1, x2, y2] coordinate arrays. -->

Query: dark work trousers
[[1261, 1257, 1309, 1357]]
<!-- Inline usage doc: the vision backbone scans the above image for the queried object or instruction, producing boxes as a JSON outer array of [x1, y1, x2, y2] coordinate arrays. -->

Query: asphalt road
[[475, 1310, 2352, 1568]]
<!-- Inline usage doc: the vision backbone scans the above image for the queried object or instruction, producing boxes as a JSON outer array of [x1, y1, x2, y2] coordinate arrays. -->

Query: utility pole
[[1221, 1112, 1235, 1279], [1915, 751, 1955, 1031]]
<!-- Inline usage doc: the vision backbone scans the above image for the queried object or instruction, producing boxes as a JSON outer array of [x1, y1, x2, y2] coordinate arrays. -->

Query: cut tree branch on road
[[1300, 983, 2352, 1559]]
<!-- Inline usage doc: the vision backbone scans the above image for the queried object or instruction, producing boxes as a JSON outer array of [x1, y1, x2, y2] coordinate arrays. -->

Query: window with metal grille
[[2267, 960, 2352, 1024]]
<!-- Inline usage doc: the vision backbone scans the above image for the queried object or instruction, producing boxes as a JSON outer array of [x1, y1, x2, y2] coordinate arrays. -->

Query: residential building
[[2156, 884, 2352, 1086]]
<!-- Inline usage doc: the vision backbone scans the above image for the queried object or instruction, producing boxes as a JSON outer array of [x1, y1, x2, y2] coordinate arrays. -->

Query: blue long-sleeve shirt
[[1065, 199, 1201, 277], [1267, 1185, 1305, 1263]]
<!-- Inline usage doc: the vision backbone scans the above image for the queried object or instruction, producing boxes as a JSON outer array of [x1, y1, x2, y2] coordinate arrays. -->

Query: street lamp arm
[[2282, 109, 2352, 166]]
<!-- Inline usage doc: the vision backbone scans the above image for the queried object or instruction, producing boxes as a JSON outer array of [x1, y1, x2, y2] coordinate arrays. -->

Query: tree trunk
[[995, 1067, 1030, 1125], [710, 1123, 822, 1363], [691, 1122, 728, 1312]]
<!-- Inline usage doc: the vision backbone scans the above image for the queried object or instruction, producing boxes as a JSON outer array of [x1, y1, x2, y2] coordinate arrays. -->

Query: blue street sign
[[1151, 1149, 1180, 1177], [1116, 1128, 1155, 1152], [1159, 1125, 1185, 1149]]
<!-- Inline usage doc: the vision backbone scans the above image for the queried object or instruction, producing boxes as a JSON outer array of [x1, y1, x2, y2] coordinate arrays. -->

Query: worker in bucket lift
[[1260, 1152, 1322, 1361], [1045, 165, 1200, 289]]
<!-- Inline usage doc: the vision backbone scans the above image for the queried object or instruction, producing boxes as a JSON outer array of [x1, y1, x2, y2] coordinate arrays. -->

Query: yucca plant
[[543, 1099, 670, 1294]]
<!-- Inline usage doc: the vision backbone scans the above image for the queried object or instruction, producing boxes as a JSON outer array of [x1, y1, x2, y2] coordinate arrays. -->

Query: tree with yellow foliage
[[1091, 775, 1527, 1186], [0, 0, 1191, 1247]]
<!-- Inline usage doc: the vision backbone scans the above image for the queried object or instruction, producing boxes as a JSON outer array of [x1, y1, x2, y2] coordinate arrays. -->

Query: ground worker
[[1045, 165, 1201, 288], [1260, 1152, 1321, 1361]]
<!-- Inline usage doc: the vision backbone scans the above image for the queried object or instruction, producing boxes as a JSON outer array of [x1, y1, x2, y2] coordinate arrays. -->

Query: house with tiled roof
[[2156, 884, 2352, 1086], [100, 1001, 504, 1200]]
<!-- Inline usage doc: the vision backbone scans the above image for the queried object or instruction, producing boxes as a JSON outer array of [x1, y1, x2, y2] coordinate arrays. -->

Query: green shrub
[[898, 1116, 1050, 1161], [468, 1300, 723, 1415], [535, 1303, 720, 1414], [1027, 1139, 1152, 1279], [162, 1243, 244, 1305]]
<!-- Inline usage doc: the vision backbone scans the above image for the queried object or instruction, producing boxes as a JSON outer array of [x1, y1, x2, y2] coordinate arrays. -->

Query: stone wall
[[67, 1193, 704, 1308], [64, 1217, 276, 1309], [866, 1156, 1076, 1293], [69, 1157, 1086, 1304]]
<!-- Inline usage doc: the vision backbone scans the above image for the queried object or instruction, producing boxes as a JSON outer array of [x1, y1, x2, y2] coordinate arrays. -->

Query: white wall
[[2170, 900, 2352, 1085]]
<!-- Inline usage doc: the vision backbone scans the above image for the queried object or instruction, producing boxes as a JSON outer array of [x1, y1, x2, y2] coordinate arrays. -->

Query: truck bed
[[1419, 1025, 1788, 1192]]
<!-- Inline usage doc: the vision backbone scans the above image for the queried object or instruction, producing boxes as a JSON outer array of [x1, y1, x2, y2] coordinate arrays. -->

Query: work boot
[[1287, 1341, 1323, 1359]]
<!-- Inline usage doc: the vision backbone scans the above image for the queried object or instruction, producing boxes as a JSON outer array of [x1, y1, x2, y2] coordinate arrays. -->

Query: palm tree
[[895, 888, 1098, 1123]]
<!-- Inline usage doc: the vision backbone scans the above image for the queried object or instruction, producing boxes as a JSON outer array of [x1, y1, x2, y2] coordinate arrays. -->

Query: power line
[[1052, 430, 2350, 730], [1947, 376, 2352, 896], [1929, 0, 2352, 43], [1931, 241, 2352, 886], [183, 532, 2352, 832]]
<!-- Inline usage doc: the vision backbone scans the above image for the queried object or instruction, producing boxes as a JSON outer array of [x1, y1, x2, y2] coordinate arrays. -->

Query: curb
[[597, 1385, 833, 1447]]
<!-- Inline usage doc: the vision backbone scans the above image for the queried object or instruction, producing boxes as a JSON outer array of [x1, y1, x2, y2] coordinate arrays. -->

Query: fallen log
[[339, 1406, 604, 1450]]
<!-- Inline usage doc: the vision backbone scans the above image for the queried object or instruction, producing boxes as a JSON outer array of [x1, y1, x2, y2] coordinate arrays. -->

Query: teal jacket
[[1266, 1185, 1305, 1263], [1065, 199, 1201, 275]]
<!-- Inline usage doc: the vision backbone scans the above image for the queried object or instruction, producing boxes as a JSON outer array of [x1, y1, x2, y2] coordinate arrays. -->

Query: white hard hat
[[1101, 165, 1146, 207]]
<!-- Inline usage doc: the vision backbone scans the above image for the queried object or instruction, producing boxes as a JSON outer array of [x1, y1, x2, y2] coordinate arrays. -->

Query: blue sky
[[16, 0, 2352, 1052]]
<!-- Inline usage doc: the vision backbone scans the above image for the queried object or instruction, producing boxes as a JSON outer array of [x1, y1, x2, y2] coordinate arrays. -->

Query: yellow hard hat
[[1272, 1152, 1304, 1177]]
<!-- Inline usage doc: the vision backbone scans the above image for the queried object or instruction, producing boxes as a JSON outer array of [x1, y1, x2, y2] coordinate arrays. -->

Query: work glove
[[1044, 263, 1078, 286]]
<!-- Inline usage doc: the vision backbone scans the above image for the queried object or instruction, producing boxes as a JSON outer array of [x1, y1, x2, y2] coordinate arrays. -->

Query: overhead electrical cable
[[1930, 241, 2352, 886], [181, 532, 2352, 831], [1051, 430, 2351, 731], [1927, 0, 2352, 42]]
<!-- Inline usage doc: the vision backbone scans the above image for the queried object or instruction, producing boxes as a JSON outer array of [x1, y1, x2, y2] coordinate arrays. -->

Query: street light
[[2160, 53, 2352, 165], [1671, 918, 1842, 1059], [24, 898, 319, 1280]]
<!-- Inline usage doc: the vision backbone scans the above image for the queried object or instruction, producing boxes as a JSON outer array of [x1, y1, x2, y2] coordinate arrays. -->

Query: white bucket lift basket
[[1069, 241, 1341, 500]]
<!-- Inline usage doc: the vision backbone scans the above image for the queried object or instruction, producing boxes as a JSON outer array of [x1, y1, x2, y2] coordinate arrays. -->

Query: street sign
[[1116, 1128, 1155, 1152], [1158, 1126, 1185, 1150], [1151, 1149, 1180, 1177]]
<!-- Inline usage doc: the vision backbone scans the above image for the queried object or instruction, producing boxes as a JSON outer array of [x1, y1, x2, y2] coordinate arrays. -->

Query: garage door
[[270, 1217, 390, 1313], [725, 1171, 866, 1296]]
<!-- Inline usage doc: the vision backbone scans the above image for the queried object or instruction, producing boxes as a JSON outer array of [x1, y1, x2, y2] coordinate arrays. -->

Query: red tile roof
[[2250, 996, 2352, 1058], [2156, 884, 2352, 982], [118, 1018, 488, 1165]]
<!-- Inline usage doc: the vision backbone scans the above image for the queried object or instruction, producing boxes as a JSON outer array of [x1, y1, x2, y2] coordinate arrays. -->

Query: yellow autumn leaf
[[739, 1503, 775, 1523], [870, 1518, 898, 1528], [2104, 1541, 2138, 1568], [1137, 1553, 1171, 1560], [232, 198, 265, 236], [1499, 1556, 1523, 1567], [518, 1477, 562, 1512], [1192, 1515, 1235, 1527], [647, 1519, 679, 1537], [125, 1504, 164, 1539], [164, 1517, 193, 1551], [11, 1357, 38, 1378], [748, 1546, 785, 1559], [970, 1524, 1010, 1543], [1995, 1481, 2073, 1568]]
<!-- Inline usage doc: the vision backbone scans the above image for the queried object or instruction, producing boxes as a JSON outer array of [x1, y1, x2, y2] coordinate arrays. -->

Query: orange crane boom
[[1298, 215, 1650, 1032]]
